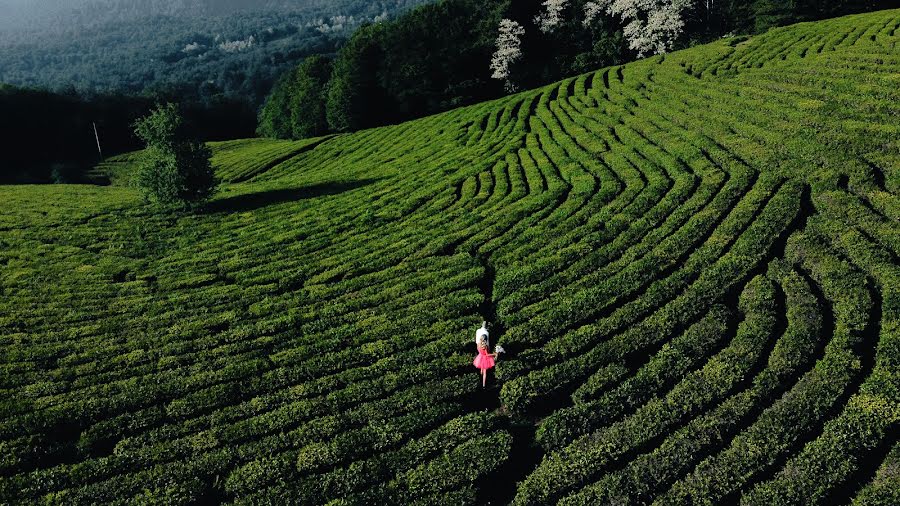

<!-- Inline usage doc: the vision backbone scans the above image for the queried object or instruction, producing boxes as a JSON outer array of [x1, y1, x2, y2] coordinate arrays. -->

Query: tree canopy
[[133, 103, 218, 209]]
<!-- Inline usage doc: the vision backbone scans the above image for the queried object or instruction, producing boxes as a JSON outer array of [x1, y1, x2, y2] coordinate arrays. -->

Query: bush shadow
[[205, 178, 380, 213]]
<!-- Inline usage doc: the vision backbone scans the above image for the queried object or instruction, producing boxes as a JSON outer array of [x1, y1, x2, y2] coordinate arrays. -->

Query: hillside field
[[2, 9, 900, 505]]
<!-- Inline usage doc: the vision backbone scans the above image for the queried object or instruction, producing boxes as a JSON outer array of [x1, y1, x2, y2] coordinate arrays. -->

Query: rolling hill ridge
[[1, 9, 899, 505]]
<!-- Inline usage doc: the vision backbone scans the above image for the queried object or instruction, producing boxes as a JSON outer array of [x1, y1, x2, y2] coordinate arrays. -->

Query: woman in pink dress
[[473, 322, 499, 387]]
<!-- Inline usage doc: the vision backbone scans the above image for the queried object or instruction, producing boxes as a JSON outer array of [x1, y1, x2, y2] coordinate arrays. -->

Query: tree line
[[259, 0, 900, 140]]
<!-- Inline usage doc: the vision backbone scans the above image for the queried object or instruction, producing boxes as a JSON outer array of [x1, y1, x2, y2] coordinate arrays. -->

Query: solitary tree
[[133, 103, 217, 209]]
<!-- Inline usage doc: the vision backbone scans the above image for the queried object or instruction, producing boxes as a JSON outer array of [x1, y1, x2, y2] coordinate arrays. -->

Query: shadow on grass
[[205, 178, 380, 213]]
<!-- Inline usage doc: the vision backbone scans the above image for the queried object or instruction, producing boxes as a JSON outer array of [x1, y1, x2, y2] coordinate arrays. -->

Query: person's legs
[[482, 369, 487, 387]]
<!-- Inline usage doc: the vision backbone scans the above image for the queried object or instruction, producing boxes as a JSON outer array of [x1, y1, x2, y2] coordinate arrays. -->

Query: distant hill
[[0, 1, 398, 33], [0, 0, 432, 106]]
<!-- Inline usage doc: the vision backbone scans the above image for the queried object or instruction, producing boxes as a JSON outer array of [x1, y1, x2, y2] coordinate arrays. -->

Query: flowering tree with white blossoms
[[490, 18, 526, 92], [583, 1, 605, 26], [534, 0, 571, 33], [585, 0, 694, 57], [491, 0, 694, 89]]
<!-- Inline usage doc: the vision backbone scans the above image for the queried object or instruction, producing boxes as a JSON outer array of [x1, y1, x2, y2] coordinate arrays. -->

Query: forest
[[0, 0, 431, 108]]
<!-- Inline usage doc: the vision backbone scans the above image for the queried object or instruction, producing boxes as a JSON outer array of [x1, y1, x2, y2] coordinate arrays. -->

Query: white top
[[475, 322, 489, 347]]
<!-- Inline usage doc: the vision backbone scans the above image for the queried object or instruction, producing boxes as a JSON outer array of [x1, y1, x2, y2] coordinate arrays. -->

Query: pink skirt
[[473, 348, 495, 371]]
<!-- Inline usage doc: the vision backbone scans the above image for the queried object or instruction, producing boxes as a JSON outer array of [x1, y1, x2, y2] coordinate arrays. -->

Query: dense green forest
[[0, 0, 432, 108], [259, 0, 900, 139]]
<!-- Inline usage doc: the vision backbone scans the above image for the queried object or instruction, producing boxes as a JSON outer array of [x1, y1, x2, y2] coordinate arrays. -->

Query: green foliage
[[1, 9, 900, 506], [256, 72, 295, 139], [290, 56, 333, 139], [208, 137, 330, 183], [852, 443, 900, 505], [326, 24, 389, 133], [279, 0, 511, 136], [134, 103, 187, 149], [133, 103, 218, 208], [259, 55, 335, 140], [750, 0, 893, 33]]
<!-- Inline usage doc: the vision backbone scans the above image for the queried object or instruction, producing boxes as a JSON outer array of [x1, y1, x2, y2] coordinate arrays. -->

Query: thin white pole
[[93, 121, 103, 159]]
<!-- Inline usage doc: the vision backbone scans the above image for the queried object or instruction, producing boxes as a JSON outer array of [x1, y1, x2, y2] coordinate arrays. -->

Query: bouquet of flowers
[[495, 344, 505, 355]]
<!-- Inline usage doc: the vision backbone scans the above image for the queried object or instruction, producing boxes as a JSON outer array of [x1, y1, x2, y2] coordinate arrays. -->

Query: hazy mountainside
[[2, 9, 899, 505], [0, 0, 246, 32], [0, 0, 431, 106], [0, 0, 418, 34]]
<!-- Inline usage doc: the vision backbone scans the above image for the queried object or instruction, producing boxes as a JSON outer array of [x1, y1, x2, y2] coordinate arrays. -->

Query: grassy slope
[[89, 136, 333, 186], [1, 10, 899, 505]]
